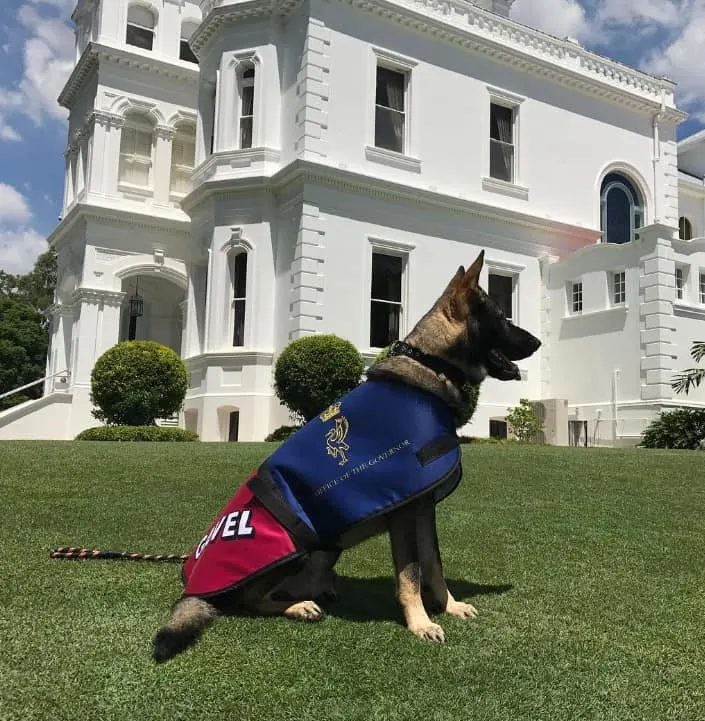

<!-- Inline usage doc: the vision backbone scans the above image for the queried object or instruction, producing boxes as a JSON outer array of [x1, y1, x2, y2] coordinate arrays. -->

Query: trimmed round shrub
[[264, 425, 301, 442], [90, 340, 189, 427], [641, 407, 705, 449], [370, 345, 481, 428], [76, 426, 198, 442], [273, 335, 364, 422]]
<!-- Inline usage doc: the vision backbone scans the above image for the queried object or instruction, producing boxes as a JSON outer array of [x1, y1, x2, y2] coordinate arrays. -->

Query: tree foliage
[[671, 342, 705, 396], [90, 341, 189, 426], [0, 248, 57, 409], [273, 335, 364, 422], [506, 398, 543, 442]]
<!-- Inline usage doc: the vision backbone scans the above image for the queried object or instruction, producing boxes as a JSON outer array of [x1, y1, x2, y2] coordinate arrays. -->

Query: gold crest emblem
[[319, 402, 342, 423], [325, 416, 350, 466]]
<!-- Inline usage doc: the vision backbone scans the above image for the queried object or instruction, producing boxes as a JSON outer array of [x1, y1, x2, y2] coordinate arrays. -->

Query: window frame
[[675, 266, 686, 301], [700, 271, 705, 305], [570, 281, 583, 315], [237, 65, 255, 150], [488, 271, 517, 321], [367, 238, 414, 350], [484, 85, 525, 190], [611, 270, 626, 306], [125, 4, 156, 51], [230, 251, 248, 347], [600, 172, 644, 245], [679, 216, 693, 241], [118, 114, 155, 191], [169, 123, 196, 198]]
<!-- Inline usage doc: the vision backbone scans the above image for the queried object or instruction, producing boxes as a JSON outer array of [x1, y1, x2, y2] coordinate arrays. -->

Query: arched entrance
[[118, 274, 186, 353]]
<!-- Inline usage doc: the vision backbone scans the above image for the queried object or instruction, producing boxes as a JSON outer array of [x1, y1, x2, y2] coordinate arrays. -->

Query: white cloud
[[0, 1, 74, 142], [0, 184, 47, 274], [511, 0, 591, 41], [0, 183, 32, 224], [0, 228, 47, 275]]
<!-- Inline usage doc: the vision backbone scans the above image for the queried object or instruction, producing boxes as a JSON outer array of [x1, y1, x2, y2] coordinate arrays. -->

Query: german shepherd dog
[[152, 250, 541, 661]]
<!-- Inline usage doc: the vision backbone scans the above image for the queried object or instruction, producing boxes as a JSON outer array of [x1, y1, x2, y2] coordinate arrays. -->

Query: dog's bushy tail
[[152, 597, 218, 663]]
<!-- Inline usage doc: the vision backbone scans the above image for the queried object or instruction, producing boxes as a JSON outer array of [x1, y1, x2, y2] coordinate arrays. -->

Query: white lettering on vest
[[193, 509, 257, 558]]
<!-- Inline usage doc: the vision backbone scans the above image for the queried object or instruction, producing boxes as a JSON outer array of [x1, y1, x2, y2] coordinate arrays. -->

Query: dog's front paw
[[409, 621, 445, 643], [445, 600, 478, 620], [283, 600, 325, 622]]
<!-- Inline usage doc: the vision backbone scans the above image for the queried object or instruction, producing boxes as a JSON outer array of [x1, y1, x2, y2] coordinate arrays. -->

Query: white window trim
[[699, 269, 705, 305], [365, 236, 415, 352], [609, 269, 626, 307], [366, 47, 420, 169], [220, 228, 254, 349], [486, 265, 521, 323], [215, 49, 263, 153], [675, 265, 686, 301], [169, 125, 197, 199], [567, 280, 583, 315], [484, 85, 526, 193], [118, 117, 155, 194]]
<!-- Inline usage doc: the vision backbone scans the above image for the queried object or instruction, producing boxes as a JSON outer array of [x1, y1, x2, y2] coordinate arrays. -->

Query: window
[[571, 281, 583, 314], [126, 5, 155, 51], [238, 66, 255, 149], [600, 172, 644, 244], [612, 271, 626, 305], [488, 273, 514, 320], [679, 216, 693, 241], [370, 252, 403, 348], [489, 420, 508, 440], [170, 124, 196, 195], [179, 22, 199, 64], [490, 103, 515, 183], [118, 114, 154, 187], [374, 66, 406, 154], [675, 267, 684, 300], [700, 272, 705, 305], [231, 253, 247, 346]]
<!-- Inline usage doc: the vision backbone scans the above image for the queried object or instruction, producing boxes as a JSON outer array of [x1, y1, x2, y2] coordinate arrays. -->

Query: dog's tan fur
[[152, 250, 539, 661]]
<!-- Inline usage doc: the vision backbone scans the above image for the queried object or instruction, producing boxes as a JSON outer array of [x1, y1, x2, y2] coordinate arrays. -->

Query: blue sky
[[0, 0, 704, 275]]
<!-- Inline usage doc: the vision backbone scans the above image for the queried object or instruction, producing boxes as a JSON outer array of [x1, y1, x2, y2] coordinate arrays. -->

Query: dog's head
[[432, 250, 541, 384]]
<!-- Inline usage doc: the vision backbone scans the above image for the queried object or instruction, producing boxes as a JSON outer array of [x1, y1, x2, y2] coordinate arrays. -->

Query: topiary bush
[[264, 425, 301, 442], [273, 335, 364, 423], [370, 345, 481, 428], [641, 407, 705, 450], [75, 426, 198, 442], [90, 340, 189, 426]]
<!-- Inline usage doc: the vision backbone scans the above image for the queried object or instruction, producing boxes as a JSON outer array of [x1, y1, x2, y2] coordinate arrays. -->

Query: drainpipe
[[612, 368, 620, 442], [652, 90, 667, 224]]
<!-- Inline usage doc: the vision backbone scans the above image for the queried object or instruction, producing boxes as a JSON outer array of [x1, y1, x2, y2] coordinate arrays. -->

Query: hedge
[[75, 426, 198, 442]]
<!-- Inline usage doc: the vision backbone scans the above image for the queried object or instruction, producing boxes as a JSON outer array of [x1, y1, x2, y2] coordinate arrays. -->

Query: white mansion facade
[[1, 0, 705, 445]]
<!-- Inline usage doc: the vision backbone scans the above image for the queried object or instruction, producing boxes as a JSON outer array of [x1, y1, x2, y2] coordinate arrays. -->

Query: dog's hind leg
[[152, 596, 219, 663], [388, 502, 445, 643], [416, 501, 478, 621]]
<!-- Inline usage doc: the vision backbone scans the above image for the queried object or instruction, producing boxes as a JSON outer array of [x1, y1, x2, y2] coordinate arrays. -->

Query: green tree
[[90, 341, 189, 426], [671, 342, 705, 395], [506, 398, 543, 442], [0, 295, 49, 410], [0, 248, 57, 316], [273, 335, 364, 422]]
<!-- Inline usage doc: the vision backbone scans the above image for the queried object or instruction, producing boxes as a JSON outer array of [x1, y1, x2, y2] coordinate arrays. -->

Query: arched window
[[126, 4, 156, 51], [600, 172, 644, 245], [230, 251, 248, 346], [119, 113, 154, 188], [180, 22, 199, 63], [238, 64, 255, 150], [170, 123, 196, 195], [679, 216, 693, 241]]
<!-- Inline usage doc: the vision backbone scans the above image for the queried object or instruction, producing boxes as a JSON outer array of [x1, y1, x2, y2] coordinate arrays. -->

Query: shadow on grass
[[326, 575, 513, 623]]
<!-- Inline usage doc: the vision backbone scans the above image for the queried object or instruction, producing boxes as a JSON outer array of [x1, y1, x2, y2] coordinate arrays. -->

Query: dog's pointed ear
[[462, 250, 484, 291]]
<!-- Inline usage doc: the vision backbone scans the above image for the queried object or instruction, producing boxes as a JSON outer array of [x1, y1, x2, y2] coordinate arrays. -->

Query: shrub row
[[76, 426, 198, 442]]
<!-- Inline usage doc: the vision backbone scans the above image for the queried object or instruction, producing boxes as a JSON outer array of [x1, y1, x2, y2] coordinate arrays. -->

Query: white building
[[1, 0, 705, 446]]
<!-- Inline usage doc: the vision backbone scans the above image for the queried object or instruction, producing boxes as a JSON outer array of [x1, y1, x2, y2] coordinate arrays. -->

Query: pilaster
[[154, 125, 176, 204], [638, 224, 678, 401], [538, 254, 557, 400], [294, 17, 331, 161], [289, 201, 325, 339]]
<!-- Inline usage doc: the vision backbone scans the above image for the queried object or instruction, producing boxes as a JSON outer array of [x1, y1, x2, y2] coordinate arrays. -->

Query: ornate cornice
[[72, 287, 127, 306], [44, 303, 76, 319], [93, 109, 124, 130], [155, 124, 177, 141], [193, 0, 683, 120], [58, 42, 199, 110]]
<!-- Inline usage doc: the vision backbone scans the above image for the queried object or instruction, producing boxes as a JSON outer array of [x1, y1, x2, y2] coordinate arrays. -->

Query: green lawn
[[2, 441, 705, 721]]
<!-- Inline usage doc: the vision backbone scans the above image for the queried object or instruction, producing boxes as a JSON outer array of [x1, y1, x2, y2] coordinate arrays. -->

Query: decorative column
[[69, 288, 126, 387], [638, 223, 678, 402], [154, 124, 176, 205], [92, 110, 124, 196], [44, 304, 75, 394]]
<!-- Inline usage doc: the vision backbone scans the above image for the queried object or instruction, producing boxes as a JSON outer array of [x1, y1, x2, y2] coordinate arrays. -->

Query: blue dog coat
[[183, 380, 462, 598]]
